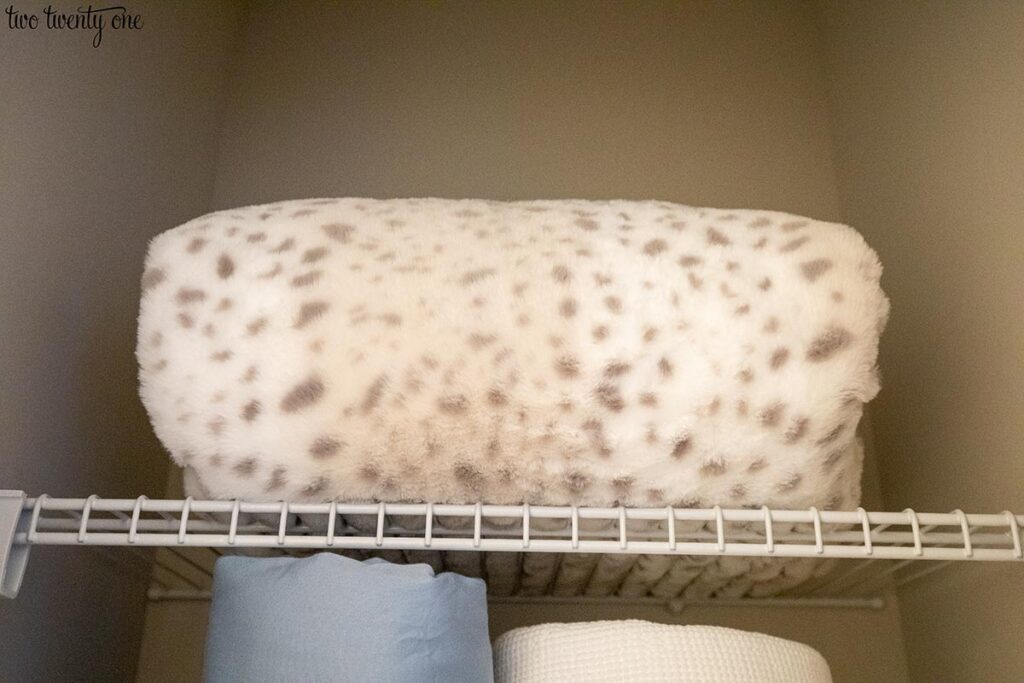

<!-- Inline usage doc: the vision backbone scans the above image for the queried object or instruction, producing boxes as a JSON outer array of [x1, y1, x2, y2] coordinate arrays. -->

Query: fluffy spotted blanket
[[139, 197, 886, 517], [138, 198, 888, 598]]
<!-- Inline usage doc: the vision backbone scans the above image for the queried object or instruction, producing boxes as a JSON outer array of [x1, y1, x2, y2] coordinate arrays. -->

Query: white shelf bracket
[[1, 490, 29, 599]]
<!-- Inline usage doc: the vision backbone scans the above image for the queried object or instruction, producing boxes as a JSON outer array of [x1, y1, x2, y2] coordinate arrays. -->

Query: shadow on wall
[[74, 287, 169, 496]]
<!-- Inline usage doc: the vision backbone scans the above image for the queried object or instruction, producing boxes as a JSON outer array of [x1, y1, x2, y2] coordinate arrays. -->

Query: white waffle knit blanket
[[493, 621, 833, 683]]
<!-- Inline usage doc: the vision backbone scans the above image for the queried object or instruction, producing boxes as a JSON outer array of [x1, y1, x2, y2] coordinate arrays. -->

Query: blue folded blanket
[[203, 554, 493, 683]]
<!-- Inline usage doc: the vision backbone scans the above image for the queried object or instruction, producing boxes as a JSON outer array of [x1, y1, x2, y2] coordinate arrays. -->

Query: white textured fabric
[[493, 621, 833, 683]]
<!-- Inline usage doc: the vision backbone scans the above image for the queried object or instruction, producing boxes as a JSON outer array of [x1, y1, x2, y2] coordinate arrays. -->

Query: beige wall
[[818, 2, 1024, 681], [211, 0, 843, 219], [0, 2, 242, 680]]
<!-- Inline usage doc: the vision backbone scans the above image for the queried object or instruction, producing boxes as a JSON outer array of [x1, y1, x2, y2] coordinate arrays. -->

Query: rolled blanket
[[492, 621, 832, 683], [138, 198, 887, 515], [204, 554, 492, 682]]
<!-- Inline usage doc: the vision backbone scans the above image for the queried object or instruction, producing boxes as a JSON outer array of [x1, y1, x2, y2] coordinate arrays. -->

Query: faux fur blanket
[[139, 198, 886, 514]]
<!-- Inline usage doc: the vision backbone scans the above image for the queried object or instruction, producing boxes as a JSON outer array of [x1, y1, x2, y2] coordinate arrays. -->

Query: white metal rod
[[857, 507, 873, 555], [24, 497, 1022, 528], [473, 503, 482, 548], [667, 506, 677, 551], [16, 530, 1024, 561], [228, 500, 240, 545], [177, 498, 192, 544], [904, 509, 923, 556], [375, 502, 385, 547], [714, 505, 725, 551], [762, 506, 774, 554], [128, 496, 147, 544], [326, 501, 337, 547], [77, 495, 97, 543], [146, 587, 885, 611], [26, 495, 47, 544], [277, 502, 289, 545], [23, 516, 1021, 548], [12, 493, 1023, 609], [953, 510, 973, 558], [12, 497, 1024, 563], [519, 595, 886, 611], [20, 515, 1024, 551], [810, 506, 823, 554], [1005, 510, 1022, 558], [521, 504, 529, 549]]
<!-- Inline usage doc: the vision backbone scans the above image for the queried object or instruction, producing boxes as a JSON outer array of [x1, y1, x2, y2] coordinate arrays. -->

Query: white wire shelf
[[2, 490, 1022, 604]]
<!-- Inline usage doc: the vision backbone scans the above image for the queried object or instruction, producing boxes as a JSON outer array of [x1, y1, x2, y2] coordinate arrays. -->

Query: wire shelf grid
[[3, 491, 1021, 604]]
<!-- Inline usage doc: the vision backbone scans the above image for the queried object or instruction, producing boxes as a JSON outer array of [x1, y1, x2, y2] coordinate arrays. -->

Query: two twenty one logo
[[5, 4, 143, 48]]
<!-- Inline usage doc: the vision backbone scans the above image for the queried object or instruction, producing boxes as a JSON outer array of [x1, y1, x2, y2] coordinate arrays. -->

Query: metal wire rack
[[3, 490, 1021, 608]]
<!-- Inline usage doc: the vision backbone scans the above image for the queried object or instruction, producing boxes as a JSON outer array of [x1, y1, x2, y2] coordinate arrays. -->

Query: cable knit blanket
[[137, 198, 887, 597]]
